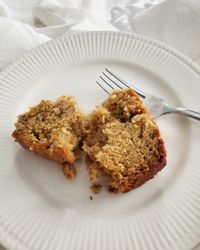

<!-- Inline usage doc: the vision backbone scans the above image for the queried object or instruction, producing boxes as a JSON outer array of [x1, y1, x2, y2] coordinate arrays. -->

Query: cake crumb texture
[[12, 96, 86, 165], [90, 183, 102, 194], [83, 89, 167, 193], [62, 163, 77, 180]]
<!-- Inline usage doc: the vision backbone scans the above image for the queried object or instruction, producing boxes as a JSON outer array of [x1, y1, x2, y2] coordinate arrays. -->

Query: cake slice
[[12, 96, 86, 178], [83, 89, 167, 193]]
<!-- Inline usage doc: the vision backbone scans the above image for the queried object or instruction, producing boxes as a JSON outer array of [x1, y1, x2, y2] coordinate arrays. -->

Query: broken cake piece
[[12, 96, 86, 175], [83, 89, 167, 193]]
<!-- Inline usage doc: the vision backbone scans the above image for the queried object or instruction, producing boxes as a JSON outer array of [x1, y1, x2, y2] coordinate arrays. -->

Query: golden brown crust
[[84, 89, 167, 193], [12, 96, 86, 166], [102, 88, 149, 121], [12, 133, 75, 164]]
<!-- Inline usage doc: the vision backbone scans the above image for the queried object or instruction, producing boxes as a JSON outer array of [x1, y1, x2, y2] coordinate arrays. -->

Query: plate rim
[[1, 31, 200, 82], [0, 31, 200, 250]]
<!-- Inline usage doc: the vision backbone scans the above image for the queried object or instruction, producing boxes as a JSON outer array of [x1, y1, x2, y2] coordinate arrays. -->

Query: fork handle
[[165, 106, 200, 121]]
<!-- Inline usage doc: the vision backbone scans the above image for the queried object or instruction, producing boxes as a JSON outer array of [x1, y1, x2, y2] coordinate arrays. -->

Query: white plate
[[0, 31, 200, 250]]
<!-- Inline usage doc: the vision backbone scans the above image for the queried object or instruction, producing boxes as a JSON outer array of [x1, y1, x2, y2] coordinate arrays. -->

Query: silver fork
[[96, 68, 200, 121]]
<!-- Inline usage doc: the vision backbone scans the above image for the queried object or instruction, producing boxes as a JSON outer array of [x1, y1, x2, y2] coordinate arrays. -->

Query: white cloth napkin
[[0, 0, 200, 69], [111, 0, 200, 63], [133, 0, 200, 62], [0, 0, 116, 70]]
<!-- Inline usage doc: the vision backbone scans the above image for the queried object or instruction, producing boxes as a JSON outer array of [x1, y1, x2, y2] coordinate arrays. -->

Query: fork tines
[[96, 68, 127, 94], [96, 68, 146, 98]]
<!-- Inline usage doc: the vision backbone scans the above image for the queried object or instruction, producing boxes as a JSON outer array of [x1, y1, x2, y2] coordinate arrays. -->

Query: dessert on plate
[[12, 89, 167, 192], [83, 89, 167, 193], [12, 96, 86, 179]]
